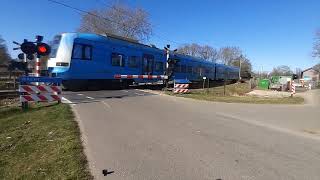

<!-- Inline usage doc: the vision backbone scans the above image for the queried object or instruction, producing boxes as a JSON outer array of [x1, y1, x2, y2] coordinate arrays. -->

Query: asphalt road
[[63, 89, 320, 180]]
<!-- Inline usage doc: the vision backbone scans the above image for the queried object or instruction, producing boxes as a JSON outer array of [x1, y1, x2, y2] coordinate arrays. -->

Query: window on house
[[111, 53, 125, 66]]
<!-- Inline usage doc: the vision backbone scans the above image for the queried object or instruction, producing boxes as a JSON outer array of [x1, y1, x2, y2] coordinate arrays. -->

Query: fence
[[0, 71, 24, 90]]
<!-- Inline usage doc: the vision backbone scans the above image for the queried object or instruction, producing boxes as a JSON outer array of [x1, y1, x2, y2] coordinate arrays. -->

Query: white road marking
[[216, 112, 320, 141], [61, 97, 73, 104], [101, 101, 111, 109], [134, 92, 145, 96], [121, 90, 129, 93], [86, 96, 95, 100], [77, 93, 84, 96]]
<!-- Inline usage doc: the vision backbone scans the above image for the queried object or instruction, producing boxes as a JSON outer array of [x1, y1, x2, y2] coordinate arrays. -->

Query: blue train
[[47, 33, 239, 90]]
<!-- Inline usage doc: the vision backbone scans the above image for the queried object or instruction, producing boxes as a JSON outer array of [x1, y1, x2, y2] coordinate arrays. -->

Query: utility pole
[[224, 71, 227, 96], [239, 55, 242, 80], [202, 77, 206, 89]]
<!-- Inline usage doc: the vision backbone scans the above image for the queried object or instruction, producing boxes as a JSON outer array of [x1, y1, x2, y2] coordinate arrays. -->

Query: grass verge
[[177, 93, 304, 104], [192, 82, 252, 96], [168, 83, 304, 104], [0, 103, 93, 179]]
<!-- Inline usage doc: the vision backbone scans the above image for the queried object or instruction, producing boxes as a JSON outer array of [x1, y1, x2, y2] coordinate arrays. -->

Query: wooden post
[[203, 79, 205, 89], [224, 72, 227, 96]]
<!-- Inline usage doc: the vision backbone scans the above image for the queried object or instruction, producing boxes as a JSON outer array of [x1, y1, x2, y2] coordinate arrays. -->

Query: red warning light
[[36, 43, 51, 56], [38, 46, 47, 53]]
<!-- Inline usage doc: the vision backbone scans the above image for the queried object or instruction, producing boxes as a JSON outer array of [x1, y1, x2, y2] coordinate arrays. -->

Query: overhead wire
[[94, 0, 184, 46], [47, 0, 184, 47]]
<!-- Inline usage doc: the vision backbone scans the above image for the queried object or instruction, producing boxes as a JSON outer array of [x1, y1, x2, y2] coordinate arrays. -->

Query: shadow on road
[[62, 89, 156, 105]]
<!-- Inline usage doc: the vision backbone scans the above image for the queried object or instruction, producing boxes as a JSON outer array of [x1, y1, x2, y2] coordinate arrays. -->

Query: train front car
[[47, 33, 76, 83]]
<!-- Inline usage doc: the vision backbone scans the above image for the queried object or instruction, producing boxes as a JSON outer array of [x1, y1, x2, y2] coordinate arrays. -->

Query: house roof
[[302, 67, 320, 73]]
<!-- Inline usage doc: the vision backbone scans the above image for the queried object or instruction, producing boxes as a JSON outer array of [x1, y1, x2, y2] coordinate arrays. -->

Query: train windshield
[[49, 35, 62, 58]]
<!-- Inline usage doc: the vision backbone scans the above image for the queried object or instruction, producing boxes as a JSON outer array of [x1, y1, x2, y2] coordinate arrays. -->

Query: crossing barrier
[[19, 85, 61, 102], [19, 76, 62, 109], [173, 79, 191, 94], [114, 74, 168, 79]]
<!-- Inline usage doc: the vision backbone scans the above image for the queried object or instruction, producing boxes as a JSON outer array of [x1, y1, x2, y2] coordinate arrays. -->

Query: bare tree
[[295, 68, 302, 78], [198, 45, 219, 62], [177, 43, 218, 62], [177, 43, 200, 57], [252, 71, 269, 79], [270, 65, 293, 76], [0, 36, 11, 65], [218, 46, 242, 65], [230, 55, 252, 78], [313, 30, 320, 58], [314, 63, 320, 71], [78, 3, 152, 41]]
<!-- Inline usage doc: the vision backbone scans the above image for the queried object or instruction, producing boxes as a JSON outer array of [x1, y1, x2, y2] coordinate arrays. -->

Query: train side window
[[128, 56, 139, 68], [193, 66, 197, 74], [174, 64, 181, 73], [210, 68, 215, 74], [187, 66, 193, 74], [199, 67, 203, 75], [72, 43, 92, 60], [205, 68, 210, 74], [155, 62, 164, 72], [111, 53, 125, 67], [72, 44, 82, 59], [181, 65, 187, 73], [83, 45, 92, 60]]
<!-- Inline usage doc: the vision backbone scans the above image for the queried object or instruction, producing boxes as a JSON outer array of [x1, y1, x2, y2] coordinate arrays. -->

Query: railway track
[[0, 90, 19, 100]]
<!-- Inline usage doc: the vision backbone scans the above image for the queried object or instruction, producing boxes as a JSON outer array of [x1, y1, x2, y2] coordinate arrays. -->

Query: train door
[[142, 54, 154, 75]]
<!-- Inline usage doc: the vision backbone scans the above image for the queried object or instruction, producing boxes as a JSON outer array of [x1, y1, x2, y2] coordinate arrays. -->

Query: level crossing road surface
[[62, 89, 320, 180]]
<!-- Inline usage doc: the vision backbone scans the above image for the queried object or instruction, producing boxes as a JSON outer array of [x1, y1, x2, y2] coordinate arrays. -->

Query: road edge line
[[70, 105, 98, 179], [216, 112, 320, 141]]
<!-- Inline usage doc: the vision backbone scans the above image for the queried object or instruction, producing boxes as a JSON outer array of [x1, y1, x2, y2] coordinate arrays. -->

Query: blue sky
[[0, 0, 319, 71]]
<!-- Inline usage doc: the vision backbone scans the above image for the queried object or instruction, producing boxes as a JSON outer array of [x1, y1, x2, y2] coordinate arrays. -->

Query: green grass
[[179, 93, 304, 104], [168, 83, 304, 104], [0, 103, 93, 179], [193, 82, 252, 96]]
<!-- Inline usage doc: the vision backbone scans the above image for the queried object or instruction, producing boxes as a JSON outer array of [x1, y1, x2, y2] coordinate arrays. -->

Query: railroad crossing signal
[[20, 41, 37, 55], [18, 53, 24, 60], [13, 35, 51, 60], [166, 58, 179, 79], [167, 58, 179, 65]]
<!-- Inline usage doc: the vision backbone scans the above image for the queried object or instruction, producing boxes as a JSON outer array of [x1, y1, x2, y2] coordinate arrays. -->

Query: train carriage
[[47, 32, 239, 90]]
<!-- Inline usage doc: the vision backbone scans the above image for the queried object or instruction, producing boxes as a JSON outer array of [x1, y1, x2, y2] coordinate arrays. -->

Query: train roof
[[59, 32, 239, 69], [61, 32, 163, 53]]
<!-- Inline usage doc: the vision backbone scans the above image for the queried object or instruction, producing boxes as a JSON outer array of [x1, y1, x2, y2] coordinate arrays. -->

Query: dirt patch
[[247, 90, 292, 98], [303, 129, 320, 135]]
